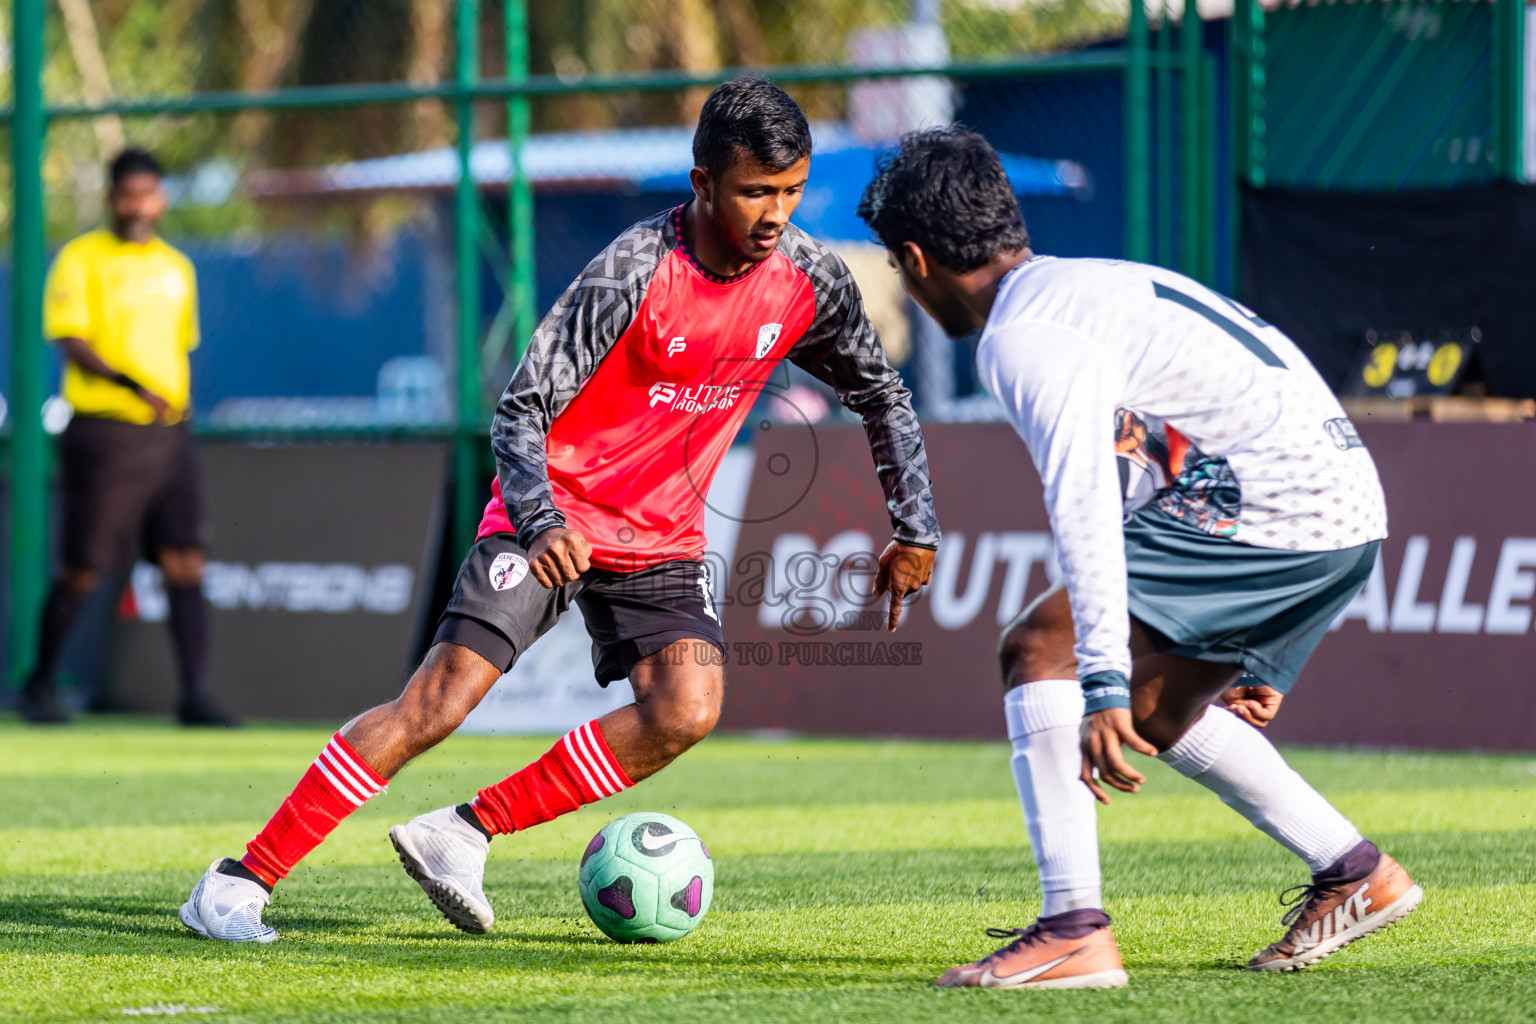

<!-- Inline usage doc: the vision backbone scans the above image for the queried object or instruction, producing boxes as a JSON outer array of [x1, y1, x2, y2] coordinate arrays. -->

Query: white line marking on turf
[[120, 1005, 220, 1016]]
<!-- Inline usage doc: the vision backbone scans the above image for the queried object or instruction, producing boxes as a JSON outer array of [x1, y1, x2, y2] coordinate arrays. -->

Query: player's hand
[[139, 389, 173, 423], [527, 528, 592, 588], [1079, 707, 1158, 805], [872, 541, 935, 631], [1220, 683, 1284, 729]]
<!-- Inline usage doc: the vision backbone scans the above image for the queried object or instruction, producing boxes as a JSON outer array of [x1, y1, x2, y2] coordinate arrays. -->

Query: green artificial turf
[[2, 719, 1533, 1023]]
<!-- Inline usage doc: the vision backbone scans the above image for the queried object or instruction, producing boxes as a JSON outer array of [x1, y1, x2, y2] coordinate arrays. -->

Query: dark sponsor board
[[719, 421, 1536, 750], [1273, 423, 1536, 750], [108, 443, 446, 720]]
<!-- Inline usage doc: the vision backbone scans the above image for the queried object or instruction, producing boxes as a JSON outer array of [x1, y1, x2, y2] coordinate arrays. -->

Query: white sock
[[1005, 680, 1102, 915], [1159, 706, 1362, 873]]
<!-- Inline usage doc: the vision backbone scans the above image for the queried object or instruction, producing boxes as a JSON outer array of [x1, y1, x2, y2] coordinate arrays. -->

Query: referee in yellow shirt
[[21, 149, 233, 726]]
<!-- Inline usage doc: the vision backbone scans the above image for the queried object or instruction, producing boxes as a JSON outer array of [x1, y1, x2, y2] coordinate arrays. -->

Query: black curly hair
[[857, 126, 1029, 273]]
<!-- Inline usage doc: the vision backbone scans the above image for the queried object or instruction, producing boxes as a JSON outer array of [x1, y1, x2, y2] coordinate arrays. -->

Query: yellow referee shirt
[[43, 229, 199, 425]]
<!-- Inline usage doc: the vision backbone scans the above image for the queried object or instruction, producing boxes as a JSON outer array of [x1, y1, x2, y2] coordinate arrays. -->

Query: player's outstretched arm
[[977, 321, 1154, 800]]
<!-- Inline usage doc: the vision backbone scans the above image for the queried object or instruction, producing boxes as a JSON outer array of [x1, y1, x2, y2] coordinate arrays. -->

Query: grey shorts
[[433, 532, 725, 685], [1124, 507, 1379, 693]]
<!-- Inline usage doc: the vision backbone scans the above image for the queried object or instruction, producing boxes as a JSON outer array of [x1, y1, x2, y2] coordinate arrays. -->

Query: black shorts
[[61, 415, 206, 573], [432, 532, 725, 685]]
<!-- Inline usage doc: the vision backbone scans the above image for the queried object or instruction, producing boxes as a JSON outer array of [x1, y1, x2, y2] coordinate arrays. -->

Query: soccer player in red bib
[[179, 78, 940, 942]]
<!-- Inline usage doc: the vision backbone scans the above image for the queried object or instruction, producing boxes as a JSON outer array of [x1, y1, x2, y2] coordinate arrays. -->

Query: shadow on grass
[[0, 890, 917, 980], [0, 893, 178, 938]]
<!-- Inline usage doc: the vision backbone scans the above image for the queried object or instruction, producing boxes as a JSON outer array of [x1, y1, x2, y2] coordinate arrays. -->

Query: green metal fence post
[[1229, 0, 1265, 292], [1180, 0, 1204, 282], [506, 0, 537, 358], [454, 0, 483, 559], [1156, 0, 1173, 269], [1125, 0, 1151, 262], [10, 0, 48, 689], [1233, 0, 1266, 188], [1494, 0, 1525, 181], [1199, 53, 1219, 289]]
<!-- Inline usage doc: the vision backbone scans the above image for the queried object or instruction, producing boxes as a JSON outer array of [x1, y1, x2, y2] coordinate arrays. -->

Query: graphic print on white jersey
[[977, 256, 1388, 686], [1115, 409, 1242, 534], [179, 859, 277, 943]]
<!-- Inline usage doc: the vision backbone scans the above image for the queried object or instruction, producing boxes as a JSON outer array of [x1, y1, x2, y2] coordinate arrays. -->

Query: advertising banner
[[109, 443, 446, 720], [719, 421, 1536, 751]]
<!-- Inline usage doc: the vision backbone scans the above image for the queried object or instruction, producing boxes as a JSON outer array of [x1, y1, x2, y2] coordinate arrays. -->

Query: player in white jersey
[[858, 127, 1421, 988]]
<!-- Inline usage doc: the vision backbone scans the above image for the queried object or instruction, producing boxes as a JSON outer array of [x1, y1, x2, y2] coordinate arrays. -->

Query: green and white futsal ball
[[578, 811, 713, 943]]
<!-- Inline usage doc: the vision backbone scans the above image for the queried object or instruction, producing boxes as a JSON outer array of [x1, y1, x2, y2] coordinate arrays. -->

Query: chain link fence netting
[[0, 0, 1163, 429]]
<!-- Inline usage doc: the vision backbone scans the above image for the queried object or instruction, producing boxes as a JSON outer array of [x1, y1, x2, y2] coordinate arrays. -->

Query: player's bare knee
[[674, 697, 721, 751], [1133, 696, 1217, 753], [998, 617, 1075, 689], [997, 585, 1075, 688], [1131, 710, 1180, 753], [643, 689, 719, 758], [688, 690, 723, 742]]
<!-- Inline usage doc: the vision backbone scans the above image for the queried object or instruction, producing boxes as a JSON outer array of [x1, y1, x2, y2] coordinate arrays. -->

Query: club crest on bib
[[755, 322, 782, 359], [488, 551, 529, 591]]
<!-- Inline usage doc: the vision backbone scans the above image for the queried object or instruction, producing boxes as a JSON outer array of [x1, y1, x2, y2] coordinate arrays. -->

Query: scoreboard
[[1346, 327, 1479, 398]]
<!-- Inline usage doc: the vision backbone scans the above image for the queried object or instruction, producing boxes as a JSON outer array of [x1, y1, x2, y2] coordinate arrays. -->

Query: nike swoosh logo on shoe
[[638, 830, 698, 852], [984, 947, 1082, 986]]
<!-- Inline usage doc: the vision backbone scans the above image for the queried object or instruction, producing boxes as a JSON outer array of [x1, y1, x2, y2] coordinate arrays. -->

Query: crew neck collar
[[670, 203, 765, 286]]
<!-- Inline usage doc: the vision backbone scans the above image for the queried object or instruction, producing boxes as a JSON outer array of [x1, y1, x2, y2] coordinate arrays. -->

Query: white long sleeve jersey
[[977, 256, 1387, 687]]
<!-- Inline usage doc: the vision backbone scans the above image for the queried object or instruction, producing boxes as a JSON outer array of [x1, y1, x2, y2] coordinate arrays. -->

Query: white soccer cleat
[[179, 858, 277, 943], [390, 805, 495, 934]]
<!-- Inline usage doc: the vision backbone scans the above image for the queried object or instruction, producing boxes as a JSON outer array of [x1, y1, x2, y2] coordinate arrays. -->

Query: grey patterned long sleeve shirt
[[481, 206, 939, 569]]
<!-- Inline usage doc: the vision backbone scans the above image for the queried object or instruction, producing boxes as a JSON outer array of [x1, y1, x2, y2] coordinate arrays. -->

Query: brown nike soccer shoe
[[935, 909, 1128, 989], [1248, 842, 1422, 971]]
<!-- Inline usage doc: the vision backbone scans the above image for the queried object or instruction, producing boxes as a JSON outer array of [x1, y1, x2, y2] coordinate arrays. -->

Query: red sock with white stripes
[[241, 732, 387, 887], [470, 719, 634, 836]]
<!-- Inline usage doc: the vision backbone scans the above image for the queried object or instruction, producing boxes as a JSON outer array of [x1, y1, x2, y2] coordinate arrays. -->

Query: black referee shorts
[[433, 532, 725, 685], [61, 415, 206, 573]]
